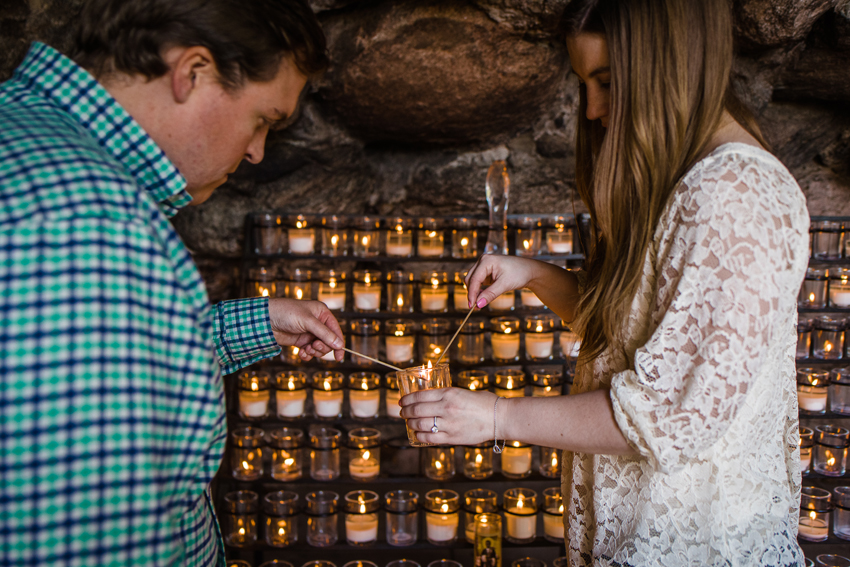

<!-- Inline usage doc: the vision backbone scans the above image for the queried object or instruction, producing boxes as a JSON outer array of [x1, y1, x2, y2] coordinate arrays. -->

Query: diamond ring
[[431, 416, 439, 434]]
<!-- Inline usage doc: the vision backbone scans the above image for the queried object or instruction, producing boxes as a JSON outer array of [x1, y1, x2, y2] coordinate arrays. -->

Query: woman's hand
[[267, 298, 344, 361], [465, 255, 541, 308], [399, 387, 498, 446]]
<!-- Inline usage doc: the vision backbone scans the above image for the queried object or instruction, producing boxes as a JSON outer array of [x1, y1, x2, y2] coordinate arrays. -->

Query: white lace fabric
[[563, 144, 809, 566]]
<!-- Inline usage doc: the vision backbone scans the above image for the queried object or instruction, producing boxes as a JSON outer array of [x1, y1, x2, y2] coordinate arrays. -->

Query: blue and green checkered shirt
[[0, 43, 282, 566]]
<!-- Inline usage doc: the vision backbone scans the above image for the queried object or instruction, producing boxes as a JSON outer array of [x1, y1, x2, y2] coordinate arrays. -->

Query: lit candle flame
[[441, 503, 449, 513], [431, 277, 440, 289], [395, 330, 404, 337], [523, 240, 530, 250], [278, 527, 285, 536], [324, 379, 331, 391], [260, 287, 269, 297], [242, 461, 249, 470], [363, 450, 370, 460], [361, 235, 370, 247], [536, 323, 543, 332], [475, 453, 483, 465], [331, 234, 339, 246], [428, 231, 437, 238], [826, 342, 833, 353], [427, 360, 433, 369], [809, 292, 816, 302], [812, 378, 819, 386], [297, 220, 305, 229], [552, 452, 559, 467], [360, 503, 366, 514], [558, 503, 564, 513], [397, 295, 404, 308], [364, 273, 371, 285], [435, 460, 442, 470], [434, 347, 442, 355], [288, 378, 296, 390], [556, 224, 564, 232], [396, 224, 404, 233], [506, 377, 513, 389], [284, 457, 294, 466], [517, 496, 524, 509], [512, 441, 521, 447], [810, 510, 817, 520], [292, 346, 300, 356], [470, 383, 477, 390], [295, 288, 303, 300], [461, 237, 469, 246], [251, 380, 259, 392], [504, 327, 512, 334], [239, 527, 245, 535]]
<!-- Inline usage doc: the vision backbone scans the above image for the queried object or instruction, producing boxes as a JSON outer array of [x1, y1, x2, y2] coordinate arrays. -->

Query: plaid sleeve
[[212, 297, 281, 375]]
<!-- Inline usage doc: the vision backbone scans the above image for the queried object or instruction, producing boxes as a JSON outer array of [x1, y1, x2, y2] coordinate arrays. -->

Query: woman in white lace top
[[399, 0, 808, 565]]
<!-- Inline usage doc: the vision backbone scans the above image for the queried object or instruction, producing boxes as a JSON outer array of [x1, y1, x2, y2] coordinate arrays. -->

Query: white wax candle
[[546, 231, 573, 253], [798, 516, 828, 541], [318, 289, 346, 311], [560, 332, 581, 358], [505, 509, 536, 540], [490, 292, 515, 310], [239, 390, 269, 417], [800, 448, 811, 473], [521, 289, 544, 307], [454, 289, 469, 311], [425, 512, 458, 542], [346, 513, 379, 543], [491, 333, 520, 360], [313, 389, 343, 417], [465, 519, 476, 544], [418, 235, 445, 257], [350, 390, 380, 418], [349, 455, 380, 480], [353, 286, 381, 311], [421, 288, 449, 311], [501, 446, 532, 475], [526, 332, 554, 359], [275, 389, 307, 418], [543, 510, 564, 539], [386, 233, 413, 256], [386, 335, 414, 363], [798, 386, 827, 412], [385, 389, 401, 418], [831, 286, 850, 307], [288, 229, 315, 254]]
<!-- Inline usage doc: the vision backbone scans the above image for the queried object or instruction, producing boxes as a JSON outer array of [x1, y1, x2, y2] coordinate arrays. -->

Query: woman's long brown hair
[[560, 0, 768, 362]]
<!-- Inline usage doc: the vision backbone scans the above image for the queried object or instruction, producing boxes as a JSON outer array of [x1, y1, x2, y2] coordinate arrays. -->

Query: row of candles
[[796, 368, 850, 415], [250, 213, 576, 258], [237, 368, 566, 422], [230, 425, 562, 483], [222, 486, 564, 549], [799, 268, 850, 309], [808, 221, 850, 261]]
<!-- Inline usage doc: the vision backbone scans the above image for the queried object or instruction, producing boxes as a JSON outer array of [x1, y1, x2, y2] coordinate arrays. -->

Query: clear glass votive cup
[[223, 490, 259, 547], [286, 213, 316, 255], [539, 446, 561, 478], [797, 367, 829, 414], [420, 271, 449, 313], [424, 446, 456, 480], [309, 426, 341, 481], [799, 486, 831, 542], [396, 362, 451, 446], [312, 371, 345, 419], [814, 425, 850, 477], [387, 270, 415, 313], [452, 217, 479, 259], [418, 217, 445, 257], [305, 490, 339, 547], [317, 269, 347, 312], [268, 427, 304, 482], [282, 267, 313, 301], [525, 314, 556, 360], [494, 368, 526, 398], [813, 315, 844, 360], [387, 561, 422, 567], [230, 426, 265, 481], [385, 371, 402, 419], [342, 562, 378, 567], [514, 216, 542, 257], [275, 370, 308, 419], [834, 486, 850, 541], [816, 555, 850, 567], [831, 367, 850, 415], [454, 318, 486, 364], [419, 318, 451, 365], [543, 486, 564, 543], [348, 371, 381, 419], [238, 369, 271, 420], [490, 317, 521, 363], [344, 490, 380, 547], [384, 319, 416, 367], [247, 265, 277, 298], [813, 220, 843, 260], [800, 426, 814, 476], [503, 487, 537, 544], [350, 320, 381, 368], [348, 427, 381, 481], [463, 488, 498, 544], [559, 322, 581, 359], [463, 442, 494, 480], [798, 319, 812, 360], [501, 440, 533, 478], [532, 367, 563, 397], [799, 268, 828, 308], [457, 369, 490, 391], [263, 491, 299, 547], [489, 289, 516, 311], [453, 270, 470, 311], [352, 216, 382, 257], [424, 489, 460, 546], [385, 489, 419, 547], [252, 212, 283, 255], [830, 267, 850, 307], [321, 214, 348, 257], [352, 270, 383, 313], [386, 217, 414, 258], [545, 215, 574, 254]]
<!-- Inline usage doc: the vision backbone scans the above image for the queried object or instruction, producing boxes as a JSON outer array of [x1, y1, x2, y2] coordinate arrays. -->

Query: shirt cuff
[[212, 297, 281, 375]]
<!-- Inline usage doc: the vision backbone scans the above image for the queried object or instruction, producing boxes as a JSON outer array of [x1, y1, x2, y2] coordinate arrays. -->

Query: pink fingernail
[[476, 297, 487, 308]]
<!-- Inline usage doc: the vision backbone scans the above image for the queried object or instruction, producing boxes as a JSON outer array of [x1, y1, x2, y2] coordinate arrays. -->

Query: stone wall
[[2, 0, 849, 301]]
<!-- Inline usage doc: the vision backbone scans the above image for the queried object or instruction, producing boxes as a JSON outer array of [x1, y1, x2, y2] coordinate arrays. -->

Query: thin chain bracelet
[[493, 396, 505, 453]]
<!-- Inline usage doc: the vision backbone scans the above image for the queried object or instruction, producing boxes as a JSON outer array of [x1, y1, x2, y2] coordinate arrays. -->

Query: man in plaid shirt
[[0, 1, 342, 564]]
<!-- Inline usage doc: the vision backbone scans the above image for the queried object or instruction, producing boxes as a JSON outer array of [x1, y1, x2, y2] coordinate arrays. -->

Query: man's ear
[[169, 46, 217, 103]]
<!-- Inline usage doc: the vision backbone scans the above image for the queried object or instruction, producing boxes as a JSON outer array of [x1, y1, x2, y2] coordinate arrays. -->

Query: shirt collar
[[14, 42, 193, 217]]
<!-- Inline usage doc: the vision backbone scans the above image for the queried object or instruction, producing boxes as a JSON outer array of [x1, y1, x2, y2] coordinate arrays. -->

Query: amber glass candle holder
[[420, 271, 449, 313], [524, 314, 556, 361], [230, 426, 265, 481], [452, 217, 479, 259], [424, 446, 456, 480], [224, 490, 259, 547], [385, 319, 416, 366], [352, 216, 382, 257], [274, 370, 308, 419], [386, 217, 414, 258], [312, 371, 345, 419], [238, 369, 271, 420], [463, 442, 493, 480], [282, 267, 313, 301], [463, 488, 498, 544], [384, 371, 402, 419], [269, 427, 304, 482], [247, 265, 277, 298], [418, 217, 445, 257], [494, 368, 526, 398], [309, 427, 341, 482], [532, 368, 563, 397], [353, 269, 383, 313], [457, 369, 490, 391], [503, 487, 537, 544], [348, 371, 381, 419], [514, 216, 542, 257], [263, 491, 299, 547], [490, 317, 521, 362], [348, 427, 381, 481], [387, 270, 415, 313], [321, 214, 349, 257], [420, 318, 451, 364]]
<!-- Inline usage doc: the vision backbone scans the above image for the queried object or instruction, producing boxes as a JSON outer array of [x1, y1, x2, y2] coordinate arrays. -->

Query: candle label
[[475, 532, 501, 566]]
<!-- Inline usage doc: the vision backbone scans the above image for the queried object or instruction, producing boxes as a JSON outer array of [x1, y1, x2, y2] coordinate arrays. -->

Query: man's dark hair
[[70, 0, 329, 88]]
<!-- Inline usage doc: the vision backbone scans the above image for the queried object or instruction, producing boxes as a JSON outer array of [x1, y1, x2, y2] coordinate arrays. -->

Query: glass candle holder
[[474, 513, 502, 567], [269, 427, 304, 482], [385, 489, 419, 547], [539, 446, 561, 478], [387, 270, 415, 313], [259, 562, 295, 567], [282, 268, 313, 301], [309, 427, 341, 482], [452, 217, 479, 259], [559, 322, 582, 358], [275, 371, 308, 419], [317, 269, 347, 312], [396, 363, 452, 446], [280, 344, 304, 366], [229, 562, 252, 567], [305, 490, 339, 547], [813, 220, 843, 260], [352, 216, 382, 257], [312, 371, 345, 419], [348, 372, 381, 419], [424, 489, 460, 546], [457, 369, 490, 391], [344, 490, 380, 546], [247, 265, 277, 298], [815, 425, 850, 476], [230, 426, 265, 481], [814, 315, 844, 359], [420, 318, 451, 364], [319, 318, 346, 366], [501, 440, 532, 478], [384, 437, 421, 475], [489, 290, 516, 311], [352, 270, 382, 313], [287, 213, 316, 255], [524, 314, 556, 360], [798, 319, 812, 360], [424, 446, 456, 480], [223, 490, 259, 547], [532, 368, 563, 397], [418, 217, 445, 257], [494, 369, 526, 398], [834, 486, 850, 541], [831, 367, 850, 415], [520, 288, 545, 308], [348, 427, 381, 481], [238, 370, 271, 419], [503, 488, 537, 544], [514, 216, 542, 257], [830, 267, 850, 307], [384, 319, 416, 366], [350, 319, 381, 368], [252, 212, 283, 255], [545, 215, 574, 254], [386, 217, 414, 257], [384, 371, 402, 418], [420, 271, 449, 313], [263, 491, 299, 547], [816, 555, 850, 567], [453, 270, 470, 311], [542, 487, 564, 542], [463, 442, 493, 480], [463, 488, 498, 544], [798, 367, 829, 414], [454, 318, 486, 364], [800, 426, 814, 476], [321, 214, 349, 257], [491, 317, 521, 362], [799, 486, 831, 542], [799, 268, 828, 308]]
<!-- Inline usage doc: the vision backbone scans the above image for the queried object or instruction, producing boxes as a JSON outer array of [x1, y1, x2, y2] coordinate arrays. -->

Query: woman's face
[[566, 32, 611, 128]]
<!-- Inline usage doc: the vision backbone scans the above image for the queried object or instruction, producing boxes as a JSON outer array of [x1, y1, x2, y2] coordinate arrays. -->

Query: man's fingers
[[302, 312, 344, 350]]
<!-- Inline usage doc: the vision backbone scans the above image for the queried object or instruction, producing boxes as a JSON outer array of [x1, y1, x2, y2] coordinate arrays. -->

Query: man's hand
[[268, 298, 344, 361]]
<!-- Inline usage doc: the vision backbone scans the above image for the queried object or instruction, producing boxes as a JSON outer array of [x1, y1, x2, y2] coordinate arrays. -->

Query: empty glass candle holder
[[453, 270, 470, 311], [269, 427, 304, 482], [798, 319, 812, 360], [813, 220, 843, 260], [348, 372, 381, 419], [287, 213, 316, 255], [834, 486, 850, 541], [344, 490, 380, 546], [525, 314, 556, 360], [238, 370, 271, 420], [420, 271, 449, 313], [831, 367, 850, 415], [224, 490, 259, 547], [815, 425, 849, 476], [474, 513, 502, 567], [454, 318, 486, 364], [463, 488, 498, 544], [800, 426, 814, 476], [452, 217, 479, 259], [309, 427, 341, 482], [424, 446, 456, 480], [545, 215, 574, 254], [312, 371, 345, 419], [317, 269, 347, 311], [263, 491, 299, 547], [247, 265, 277, 298], [494, 369, 526, 398], [387, 270, 415, 313], [813, 315, 844, 359], [799, 268, 828, 308], [503, 488, 537, 544], [424, 489, 460, 546], [830, 267, 850, 307], [384, 371, 402, 419], [305, 490, 339, 547], [418, 217, 445, 257], [559, 322, 582, 359], [352, 270, 382, 313], [514, 216, 542, 257], [420, 318, 451, 364], [491, 317, 521, 362], [230, 426, 265, 481], [386, 217, 414, 257], [797, 367, 829, 414], [275, 370, 308, 419], [457, 369, 490, 391], [352, 216, 382, 257], [321, 214, 349, 257], [532, 367, 563, 397], [799, 486, 831, 542], [501, 440, 533, 478], [384, 319, 416, 366], [462, 442, 494, 480], [385, 489, 419, 547], [542, 487, 564, 543], [252, 212, 284, 255], [282, 267, 313, 301], [816, 555, 850, 567], [348, 427, 381, 481], [539, 446, 561, 478]]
